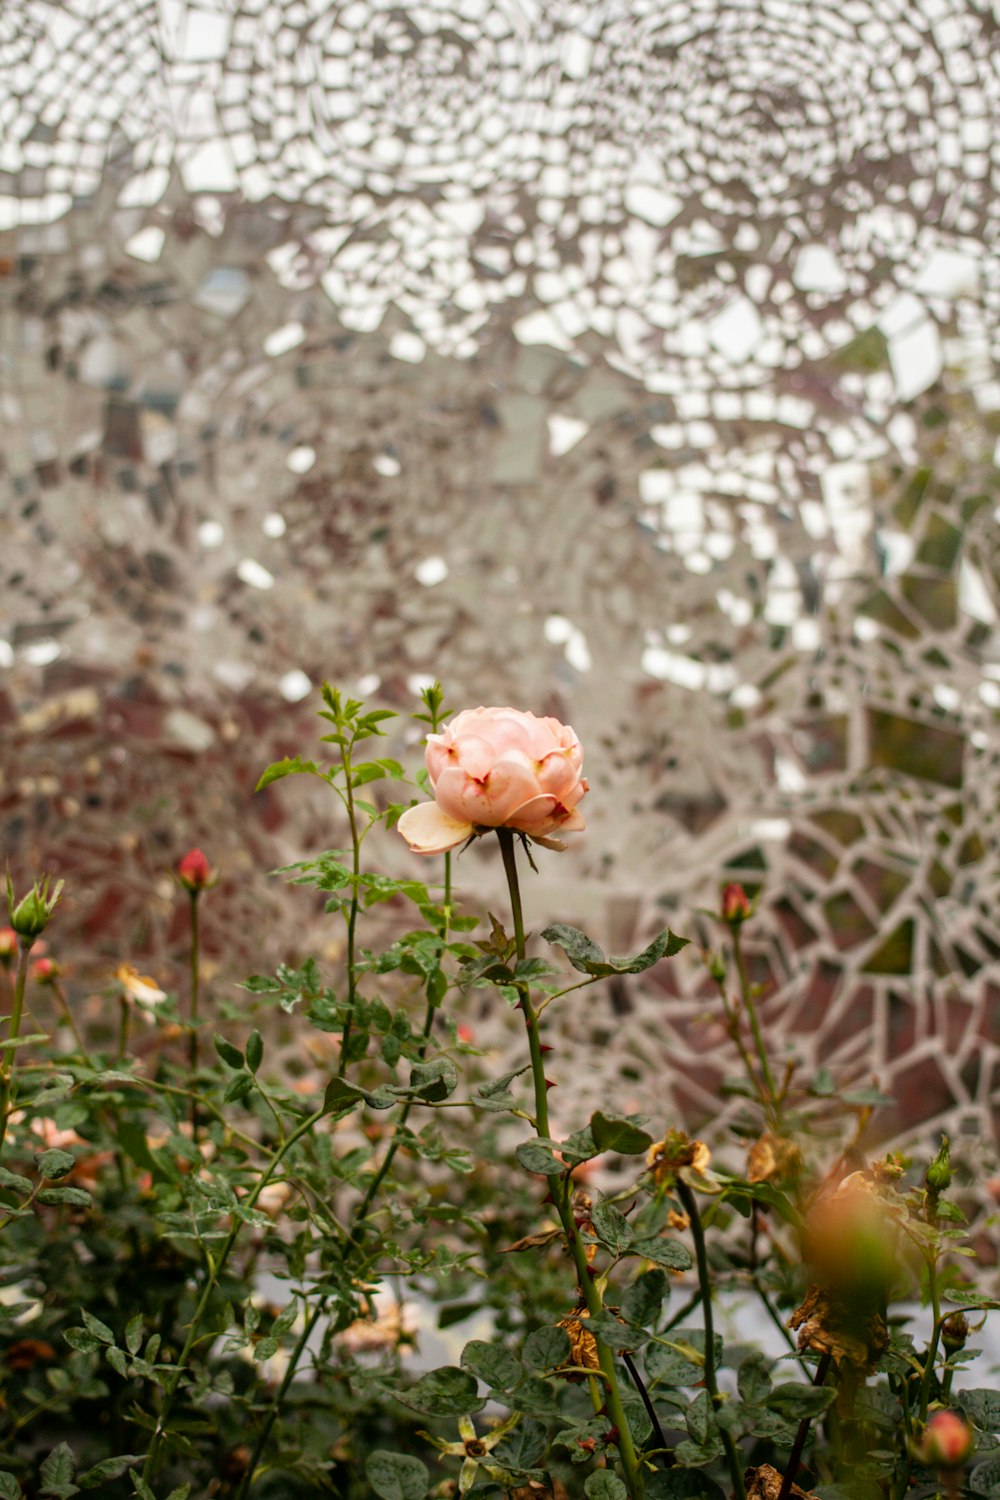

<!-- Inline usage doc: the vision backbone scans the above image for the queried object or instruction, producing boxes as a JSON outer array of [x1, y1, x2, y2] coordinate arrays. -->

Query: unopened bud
[[30, 957, 60, 985], [926, 1136, 952, 1196], [7, 874, 64, 944], [177, 847, 213, 892], [721, 882, 752, 924], [0, 927, 17, 966], [917, 1410, 974, 1469], [941, 1313, 970, 1353]]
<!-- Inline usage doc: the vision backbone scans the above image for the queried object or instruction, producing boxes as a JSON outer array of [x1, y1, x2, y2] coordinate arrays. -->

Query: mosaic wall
[[3, 0, 1000, 1240]]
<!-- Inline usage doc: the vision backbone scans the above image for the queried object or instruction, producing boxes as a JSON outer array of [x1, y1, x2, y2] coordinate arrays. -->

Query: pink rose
[[177, 847, 213, 892], [918, 1410, 974, 1469], [398, 706, 588, 855]]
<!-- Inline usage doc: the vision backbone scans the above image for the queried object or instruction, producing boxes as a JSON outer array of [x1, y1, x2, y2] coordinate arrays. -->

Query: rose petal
[[397, 802, 474, 855], [434, 760, 541, 827]]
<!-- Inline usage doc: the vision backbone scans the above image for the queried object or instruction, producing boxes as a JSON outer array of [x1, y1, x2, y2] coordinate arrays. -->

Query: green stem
[[733, 928, 779, 1126], [235, 860, 452, 1497], [337, 751, 361, 1078], [917, 1258, 942, 1424], [189, 891, 201, 1135], [497, 829, 645, 1499], [117, 995, 130, 1064], [51, 978, 90, 1060], [776, 1351, 832, 1500], [676, 1179, 746, 1500], [141, 1105, 325, 1480], [0, 943, 32, 1156]]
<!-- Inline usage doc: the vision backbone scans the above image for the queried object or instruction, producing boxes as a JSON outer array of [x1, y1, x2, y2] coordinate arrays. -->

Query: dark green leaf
[[585, 1475, 628, 1500], [37, 1187, 91, 1208], [323, 1077, 363, 1115], [213, 1035, 244, 1070], [245, 1030, 264, 1073], [223, 1071, 255, 1105], [971, 1455, 1000, 1496], [255, 756, 320, 791], [592, 1198, 633, 1255], [686, 1389, 716, 1445], [0, 1475, 20, 1500], [365, 1451, 429, 1500], [128, 1473, 156, 1500], [492, 1417, 547, 1470], [515, 1140, 565, 1176], [579, 1310, 640, 1352], [738, 1352, 772, 1405], [460, 1340, 523, 1392], [80, 1311, 114, 1345], [395, 1366, 485, 1417], [165, 1489, 192, 1500], [39, 1443, 78, 1499], [590, 1113, 654, 1156], [945, 1289, 1000, 1311], [406, 1056, 458, 1102], [767, 1382, 837, 1421], [34, 1149, 76, 1180], [542, 924, 688, 976], [645, 1329, 721, 1387], [961, 1390, 1000, 1432], [560, 1126, 597, 1165], [646, 1470, 726, 1500], [0, 1167, 32, 1193], [631, 1237, 692, 1271], [79, 1456, 145, 1487], [125, 1314, 143, 1356], [523, 1325, 571, 1371], [622, 1269, 669, 1329]]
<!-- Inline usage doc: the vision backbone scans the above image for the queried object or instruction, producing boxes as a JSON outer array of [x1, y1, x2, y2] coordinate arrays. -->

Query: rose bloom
[[398, 706, 588, 855]]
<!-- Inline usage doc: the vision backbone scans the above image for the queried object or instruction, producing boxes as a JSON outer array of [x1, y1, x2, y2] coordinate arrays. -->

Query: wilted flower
[[177, 847, 213, 892], [398, 706, 588, 855], [646, 1129, 716, 1192], [747, 1131, 803, 1187], [6, 874, 64, 944], [336, 1286, 419, 1354], [114, 964, 167, 1010], [917, 1409, 974, 1469]]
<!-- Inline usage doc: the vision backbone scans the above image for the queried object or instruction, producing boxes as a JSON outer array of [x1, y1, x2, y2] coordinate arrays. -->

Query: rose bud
[[6, 874, 64, 944], [917, 1410, 974, 1469], [30, 956, 60, 985], [177, 847, 213, 892], [0, 927, 17, 966], [721, 882, 752, 923]]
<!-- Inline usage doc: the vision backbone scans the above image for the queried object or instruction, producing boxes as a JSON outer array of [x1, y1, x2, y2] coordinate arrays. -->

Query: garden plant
[[0, 685, 997, 1500]]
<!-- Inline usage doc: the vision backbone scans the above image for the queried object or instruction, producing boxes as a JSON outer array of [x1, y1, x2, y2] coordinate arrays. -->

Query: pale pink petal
[[434, 760, 541, 827], [509, 795, 587, 836], [397, 802, 474, 855]]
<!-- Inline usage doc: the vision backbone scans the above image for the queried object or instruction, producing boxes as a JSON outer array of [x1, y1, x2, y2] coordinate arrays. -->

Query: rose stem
[[497, 828, 646, 1500], [776, 1351, 832, 1500], [676, 1178, 746, 1500]]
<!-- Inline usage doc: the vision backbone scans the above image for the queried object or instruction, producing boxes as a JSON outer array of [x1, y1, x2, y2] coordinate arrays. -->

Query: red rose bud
[[30, 957, 59, 985], [0, 927, 16, 966], [918, 1410, 974, 1469], [177, 847, 213, 892], [721, 883, 752, 923]]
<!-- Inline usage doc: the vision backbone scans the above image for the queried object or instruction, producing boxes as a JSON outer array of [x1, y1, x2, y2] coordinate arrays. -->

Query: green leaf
[[223, 1071, 255, 1104], [631, 1237, 692, 1271], [542, 923, 688, 976], [590, 1112, 654, 1156], [128, 1472, 156, 1500], [395, 1366, 485, 1417], [460, 1339, 523, 1392], [365, 1451, 429, 1500], [245, 1030, 264, 1073], [767, 1382, 837, 1421], [406, 1056, 458, 1102], [0, 1475, 21, 1500], [738, 1352, 772, 1405], [165, 1489, 192, 1500], [213, 1035, 244, 1070], [945, 1289, 1000, 1311], [37, 1187, 91, 1208], [646, 1470, 727, 1500], [515, 1140, 565, 1176], [323, 1077, 363, 1115], [0, 1167, 32, 1193], [686, 1389, 716, 1445], [80, 1311, 115, 1345], [34, 1148, 76, 1180], [578, 1310, 640, 1352], [961, 1390, 1000, 1432], [522, 1326, 571, 1371], [645, 1329, 720, 1387], [125, 1314, 144, 1356], [79, 1455, 145, 1487], [621, 1269, 669, 1329], [492, 1417, 547, 1470], [255, 756, 320, 791], [592, 1198, 633, 1255], [39, 1442, 78, 1498], [560, 1126, 597, 1165], [585, 1475, 628, 1500]]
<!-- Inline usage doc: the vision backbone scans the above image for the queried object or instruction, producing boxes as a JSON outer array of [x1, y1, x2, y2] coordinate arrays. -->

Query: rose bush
[[398, 705, 588, 854]]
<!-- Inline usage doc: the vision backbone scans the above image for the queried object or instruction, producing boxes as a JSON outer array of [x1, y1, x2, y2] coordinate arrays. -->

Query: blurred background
[[2, 0, 1000, 1244]]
